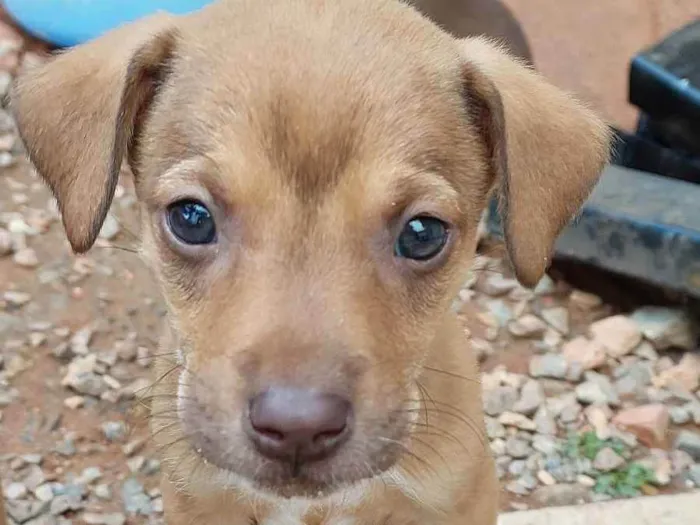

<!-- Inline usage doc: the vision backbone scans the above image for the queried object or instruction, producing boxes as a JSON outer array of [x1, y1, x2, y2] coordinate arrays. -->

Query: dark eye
[[394, 216, 449, 261], [167, 200, 216, 245]]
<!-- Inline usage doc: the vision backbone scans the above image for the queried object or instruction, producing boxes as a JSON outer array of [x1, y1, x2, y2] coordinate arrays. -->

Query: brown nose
[[246, 388, 353, 465]]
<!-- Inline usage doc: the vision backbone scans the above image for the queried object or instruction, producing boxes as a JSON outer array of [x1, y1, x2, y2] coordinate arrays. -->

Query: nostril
[[246, 387, 353, 463]]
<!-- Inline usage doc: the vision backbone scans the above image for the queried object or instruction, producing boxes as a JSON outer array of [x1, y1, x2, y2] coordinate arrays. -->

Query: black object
[[622, 17, 700, 182]]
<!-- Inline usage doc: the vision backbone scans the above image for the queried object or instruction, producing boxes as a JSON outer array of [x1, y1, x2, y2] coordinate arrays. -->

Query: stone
[[98, 213, 120, 240], [562, 336, 606, 370], [655, 353, 700, 392], [541, 307, 569, 334], [102, 421, 126, 442], [505, 437, 532, 459], [612, 404, 669, 448], [0, 227, 13, 256], [76, 466, 102, 486], [83, 513, 126, 525], [499, 412, 536, 431], [534, 275, 557, 295], [508, 314, 548, 338], [121, 478, 153, 516], [576, 380, 618, 406], [689, 464, 700, 486], [4, 290, 32, 307], [484, 299, 513, 327], [684, 402, 700, 425], [532, 435, 559, 456], [630, 306, 695, 351], [534, 406, 557, 435], [634, 341, 660, 361], [513, 380, 545, 416], [6, 500, 50, 524], [671, 450, 695, 475], [589, 315, 642, 358], [479, 274, 518, 296], [670, 406, 691, 425], [593, 447, 625, 472], [532, 484, 591, 506], [585, 404, 612, 440], [63, 396, 84, 410], [483, 385, 518, 417], [529, 354, 568, 379], [675, 431, 700, 461], [639, 449, 672, 486], [70, 325, 94, 356], [5, 482, 28, 500], [34, 484, 54, 502], [12, 247, 39, 268], [569, 289, 603, 309]]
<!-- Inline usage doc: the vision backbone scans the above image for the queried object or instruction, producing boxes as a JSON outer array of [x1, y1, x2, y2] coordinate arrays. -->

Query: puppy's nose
[[246, 388, 353, 464]]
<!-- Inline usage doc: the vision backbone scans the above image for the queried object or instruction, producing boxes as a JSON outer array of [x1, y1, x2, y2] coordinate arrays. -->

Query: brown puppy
[[10, 0, 610, 523]]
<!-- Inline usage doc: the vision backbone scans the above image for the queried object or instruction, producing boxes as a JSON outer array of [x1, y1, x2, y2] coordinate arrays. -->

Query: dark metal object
[[487, 164, 700, 298]]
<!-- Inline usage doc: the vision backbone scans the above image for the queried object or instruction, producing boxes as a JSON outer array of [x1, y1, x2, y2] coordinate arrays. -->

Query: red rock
[[589, 315, 642, 357], [613, 404, 670, 448], [654, 354, 700, 392]]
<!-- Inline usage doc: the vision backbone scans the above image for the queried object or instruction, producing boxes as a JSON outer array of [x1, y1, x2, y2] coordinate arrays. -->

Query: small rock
[[122, 439, 147, 457], [127, 456, 146, 473], [576, 381, 618, 406], [529, 354, 568, 379], [505, 437, 532, 459], [102, 421, 127, 442], [589, 315, 642, 358], [499, 412, 536, 431], [540, 307, 569, 335], [639, 449, 672, 486], [585, 404, 612, 440], [479, 274, 518, 296], [12, 247, 39, 268], [0, 227, 13, 256], [508, 315, 548, 338], [5, 482, 28, 500], [513, 380, 545, 416], [4, 290, 32, 307], [534, 275, 557, 296], [484, 299, 513, 327], [613, 404, 669, 448], [532, 435, 559, 455], [94, 484, 112, 500], [569, 289, 603, 309], [34, 484, 54, 502], [689, 464, 700, 487], [505, 480, 530, 496], [485, 417, 506, 440], [685, 402, 700, 425], [655, 353, 700, 393], [532, 484, 591, 506], [63, 396, 84, 410], [6, 500, 50, 524], [630, 306, 695, 351], [593, 447, 625, 472], [534, 406, 557, 435], [483, 385, 518, 417], [670, 406, 691, 425], [577, 475, 596, 488], [98, 214, 120, 241], [77, 466, 102, 486], [121, 478, 153, 516], [634, 341, 660, 361], [70, 325, 94, 356], [562, 336, 606, 370], [675, 431, 700, 461], [671, 450, 695, 475]]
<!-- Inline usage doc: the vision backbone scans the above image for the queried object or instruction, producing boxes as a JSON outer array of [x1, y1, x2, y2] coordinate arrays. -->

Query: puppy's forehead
[[146, 0, 469, 203]]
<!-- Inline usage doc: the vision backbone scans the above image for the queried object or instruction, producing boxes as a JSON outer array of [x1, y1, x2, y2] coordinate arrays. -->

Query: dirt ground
[[1, 3, 700, 525]]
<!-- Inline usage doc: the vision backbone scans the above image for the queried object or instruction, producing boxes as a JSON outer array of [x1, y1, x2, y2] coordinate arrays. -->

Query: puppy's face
[[12, 0, 610, 499]]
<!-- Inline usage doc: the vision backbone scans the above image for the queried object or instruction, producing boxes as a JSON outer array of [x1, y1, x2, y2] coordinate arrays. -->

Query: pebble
[[508, 314, 548, 338], [532, 435, 559, 455], [612, 404, 669, 448], [63, 396, 84, 410], [513, 380, 545, 416], [576, 380, 617, 406], [689, 464, 700, 486], [499, 412, 536, 431], [540, 307, 569, 335], [529, 354, 568, 379], [630, 306, 695, 351], [121, 478, 153, 516], [34, 484, 54, 502], [483, 385, 518, 416], [0, 227, 14, 256], [593, 447, 626, 472], [675, 431, 700, 461], [5, 481, 28, 500], [655, 353, 700, 393], [12, 247, 39, 268], [102, 421, 127, 442], [505, 437, 532, 459], [98, 213, 121, 241], [569, 289, 603, 309], [83, 513, 126, 525], [479, 274, 519, 296], [589, 315, 642, 358], [562, 336, 606, 371], [533, 406, 558, 435]]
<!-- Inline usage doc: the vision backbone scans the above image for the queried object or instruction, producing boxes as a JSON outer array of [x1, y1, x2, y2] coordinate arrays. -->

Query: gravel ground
[[1, 15, 700, 525]]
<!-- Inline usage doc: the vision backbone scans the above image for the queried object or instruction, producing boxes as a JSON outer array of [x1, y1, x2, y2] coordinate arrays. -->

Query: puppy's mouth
[[179, 391, 409, 498]]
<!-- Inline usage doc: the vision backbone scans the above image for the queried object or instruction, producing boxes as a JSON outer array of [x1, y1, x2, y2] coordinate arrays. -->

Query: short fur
[[10, 1, 610, 524]]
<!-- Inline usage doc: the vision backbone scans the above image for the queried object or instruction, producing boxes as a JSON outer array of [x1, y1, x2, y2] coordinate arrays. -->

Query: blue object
[[4, 0, 214, 48]]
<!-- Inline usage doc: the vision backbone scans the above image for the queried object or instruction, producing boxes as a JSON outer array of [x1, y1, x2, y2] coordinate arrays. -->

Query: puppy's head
[[12, 0, 609, 499]]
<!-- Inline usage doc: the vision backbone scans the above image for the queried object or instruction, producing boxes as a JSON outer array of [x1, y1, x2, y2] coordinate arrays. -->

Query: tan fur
[[10, 1, 610, 524]]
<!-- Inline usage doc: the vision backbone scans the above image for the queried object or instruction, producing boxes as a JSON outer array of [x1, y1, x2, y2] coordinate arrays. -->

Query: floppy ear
[[11, 13, 179, 253], [459, 37, 612, 287]]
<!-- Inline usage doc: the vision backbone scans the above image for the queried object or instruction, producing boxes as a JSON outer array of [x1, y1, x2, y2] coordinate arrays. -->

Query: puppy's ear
[[458, 37, 611, 287], [11, 14, 179, 253]]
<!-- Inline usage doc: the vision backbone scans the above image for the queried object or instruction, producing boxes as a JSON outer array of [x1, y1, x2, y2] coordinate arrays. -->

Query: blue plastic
[[4, 0, 214, 48]]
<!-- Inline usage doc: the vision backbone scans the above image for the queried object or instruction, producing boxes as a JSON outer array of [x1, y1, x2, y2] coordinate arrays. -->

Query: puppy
[[11, 0, 610, 523]]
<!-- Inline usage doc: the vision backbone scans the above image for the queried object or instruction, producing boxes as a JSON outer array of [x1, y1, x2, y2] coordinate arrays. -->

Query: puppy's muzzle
[[244, 387, 354, 470]]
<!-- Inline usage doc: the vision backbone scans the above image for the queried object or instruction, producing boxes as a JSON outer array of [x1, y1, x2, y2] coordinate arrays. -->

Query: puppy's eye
[[394, 216, 449, 261], [167, 200, 216, 245]]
